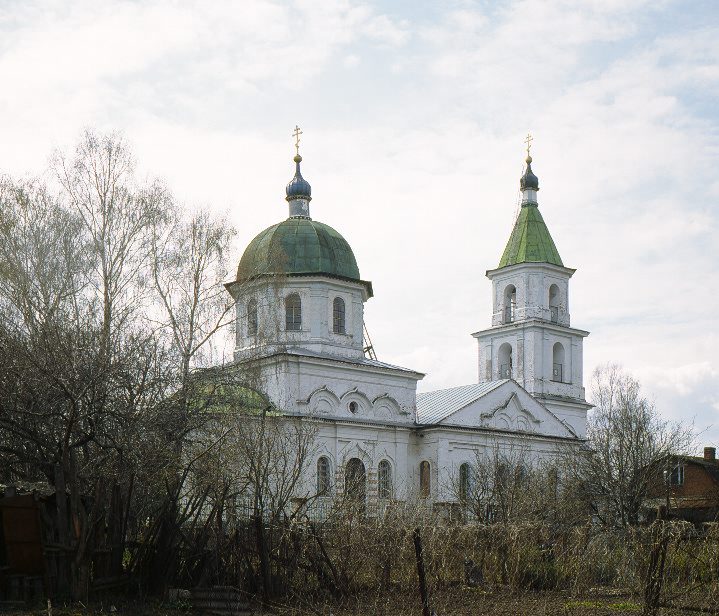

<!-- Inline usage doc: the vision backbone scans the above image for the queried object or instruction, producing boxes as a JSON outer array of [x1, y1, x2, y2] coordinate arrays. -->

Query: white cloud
[[640, 362, 719, 397], [343, 54, 361, 68]]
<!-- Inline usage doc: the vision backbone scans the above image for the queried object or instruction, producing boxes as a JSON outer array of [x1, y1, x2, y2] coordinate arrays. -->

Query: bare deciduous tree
[[568, 364, 695, 527]]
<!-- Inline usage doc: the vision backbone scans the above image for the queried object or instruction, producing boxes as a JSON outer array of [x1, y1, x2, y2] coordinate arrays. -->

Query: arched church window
[[317, 456, 331, 495], [504, 285, 517, 323], [378, 460, 392, 499], [285, 294, 302, 331], [515, 464, 529, 486], [419, 461, 431, 498], [549, 284, 560, 323], [552, 342, 565, 383], [495, 461, 509, 490], [459, 463, 472, 503], [345, 458, 367, 510], [333, 297, 346, 334], [498, 343, 513, 379], [247, 298, 258, 336]]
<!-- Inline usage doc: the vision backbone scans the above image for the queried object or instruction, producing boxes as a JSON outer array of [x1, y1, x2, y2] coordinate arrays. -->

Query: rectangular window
[[552, 363, 563, 382], [500, 363, 511, 378], [286, 308, 301, 331], [550, 306, 558, 323], [670, 464, 684, 486], [285, 295, 302, 331], [333, 298, 346, 334]]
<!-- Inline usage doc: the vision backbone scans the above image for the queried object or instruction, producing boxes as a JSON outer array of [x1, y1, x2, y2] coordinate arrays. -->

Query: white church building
[[224, 136, 591, 511]]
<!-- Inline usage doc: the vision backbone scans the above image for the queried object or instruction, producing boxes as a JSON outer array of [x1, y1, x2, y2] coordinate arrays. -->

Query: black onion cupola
[[285, 127, 312, 218], [519, 155, 539, 193], [286, 155, 312, 204]]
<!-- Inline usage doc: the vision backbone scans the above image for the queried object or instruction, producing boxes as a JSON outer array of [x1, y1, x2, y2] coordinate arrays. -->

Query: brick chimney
[[704, 446, 716, 463]]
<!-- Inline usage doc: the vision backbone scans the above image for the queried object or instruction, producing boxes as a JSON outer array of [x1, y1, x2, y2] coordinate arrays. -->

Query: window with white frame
[[378, 460, 392, 499], [669, 463, 684, 486]]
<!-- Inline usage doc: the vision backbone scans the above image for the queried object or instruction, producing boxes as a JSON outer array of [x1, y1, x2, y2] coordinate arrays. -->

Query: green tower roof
[[498, 204, 563, 267], [498, 153, 563, 268], [236, 218, 363, 284]]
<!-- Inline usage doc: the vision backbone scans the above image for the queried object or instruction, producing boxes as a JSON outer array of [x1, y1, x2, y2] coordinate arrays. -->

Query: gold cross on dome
[[524, 132, 533, 157], [292, 125, 303, 156]]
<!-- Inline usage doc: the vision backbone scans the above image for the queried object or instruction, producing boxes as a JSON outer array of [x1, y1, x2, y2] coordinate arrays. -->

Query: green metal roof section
[[237, 218, 362, 282], [498, 204, 563, 268], [186, 373, 279, 416]]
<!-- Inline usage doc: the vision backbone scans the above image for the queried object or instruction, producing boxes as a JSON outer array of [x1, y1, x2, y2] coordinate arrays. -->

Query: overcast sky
[[1, 0, 717, 449]]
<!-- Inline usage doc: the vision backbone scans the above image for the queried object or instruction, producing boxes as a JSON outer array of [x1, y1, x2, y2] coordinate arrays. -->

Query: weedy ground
[[4, 588, 714, 616]]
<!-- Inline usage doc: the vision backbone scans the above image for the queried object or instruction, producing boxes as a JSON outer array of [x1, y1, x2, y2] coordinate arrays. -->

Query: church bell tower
[[472, 141, 591, 437]]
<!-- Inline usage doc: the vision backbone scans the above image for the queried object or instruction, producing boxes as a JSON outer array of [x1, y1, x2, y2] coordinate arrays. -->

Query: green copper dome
[[237, 218, 364, 284]]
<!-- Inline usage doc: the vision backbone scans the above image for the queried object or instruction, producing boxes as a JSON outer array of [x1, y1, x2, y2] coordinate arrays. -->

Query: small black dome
[[520, 156, 539, 191], [286, 155, 312, 201]]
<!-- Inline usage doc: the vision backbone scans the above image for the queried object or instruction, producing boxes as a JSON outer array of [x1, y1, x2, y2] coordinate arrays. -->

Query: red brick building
[[646, 447, 719, 523]]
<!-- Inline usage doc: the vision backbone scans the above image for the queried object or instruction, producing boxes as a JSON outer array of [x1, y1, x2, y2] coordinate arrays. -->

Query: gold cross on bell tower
[[292, 125, 303, 156], [524, 132, 533, 158]]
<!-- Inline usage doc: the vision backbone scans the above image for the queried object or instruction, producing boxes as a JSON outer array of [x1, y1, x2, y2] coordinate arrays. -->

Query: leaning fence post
[[413, 527, 431, 616], [643, 505, 670, 616]]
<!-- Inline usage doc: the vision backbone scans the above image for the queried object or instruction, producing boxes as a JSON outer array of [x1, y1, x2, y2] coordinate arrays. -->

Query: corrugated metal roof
[[416, 380, 508, 424]]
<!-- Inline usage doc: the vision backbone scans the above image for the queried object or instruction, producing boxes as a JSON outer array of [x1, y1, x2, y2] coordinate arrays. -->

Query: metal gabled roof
[[416, 380, 509, 425]]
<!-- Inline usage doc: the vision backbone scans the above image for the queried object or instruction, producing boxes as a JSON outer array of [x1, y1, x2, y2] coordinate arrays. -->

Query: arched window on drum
[[332, 297, 346, 334], [247, 298, 258, 336], [285, 294, 302, 331]]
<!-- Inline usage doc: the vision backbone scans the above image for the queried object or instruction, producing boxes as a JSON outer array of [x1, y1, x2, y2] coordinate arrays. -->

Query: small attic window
[[348, 401, 358, 413], [667, 464, 684, 486]]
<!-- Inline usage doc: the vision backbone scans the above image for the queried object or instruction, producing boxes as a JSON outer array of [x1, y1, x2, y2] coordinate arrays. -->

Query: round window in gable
[[348, 401, 358, 413]]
